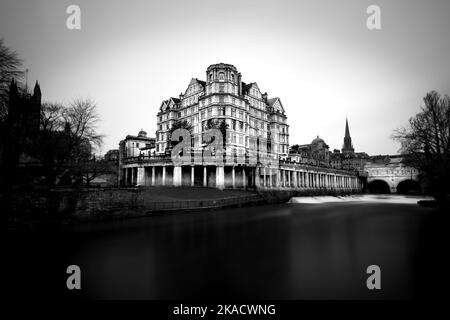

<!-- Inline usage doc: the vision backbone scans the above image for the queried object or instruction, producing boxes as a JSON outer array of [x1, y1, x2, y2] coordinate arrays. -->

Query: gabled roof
[[159, 97, 180, 112], [241, 82, 252, 95], [184, 78, 206, 95], [268, 97, 284, 113]]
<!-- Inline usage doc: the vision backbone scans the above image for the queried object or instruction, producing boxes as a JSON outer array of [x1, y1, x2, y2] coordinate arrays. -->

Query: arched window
[[231, 73, 235, 82], [219, 72, 225, 81], [209, 73, 213, 81]]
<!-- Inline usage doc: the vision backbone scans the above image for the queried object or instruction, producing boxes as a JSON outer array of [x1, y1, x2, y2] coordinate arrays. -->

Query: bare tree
[[63, 98, 104, 151], [393, 90, 450, 207], [36, 98, 104, 186], [0, 39, 24, 120]]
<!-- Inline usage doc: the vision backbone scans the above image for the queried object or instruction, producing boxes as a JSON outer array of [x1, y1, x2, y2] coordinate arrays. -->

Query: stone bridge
[[364, 155, 421, 194]]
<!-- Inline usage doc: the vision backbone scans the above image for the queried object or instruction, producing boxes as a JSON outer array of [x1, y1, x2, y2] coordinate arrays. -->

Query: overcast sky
[[1, 0, 449, 155]]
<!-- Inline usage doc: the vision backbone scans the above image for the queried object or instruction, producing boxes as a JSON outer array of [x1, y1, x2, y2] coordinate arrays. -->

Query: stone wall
[[2, 188, 264, 222]]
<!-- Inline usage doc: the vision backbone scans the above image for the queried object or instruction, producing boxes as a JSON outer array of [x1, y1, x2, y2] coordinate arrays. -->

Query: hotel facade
[[119, 63, 362, 191]]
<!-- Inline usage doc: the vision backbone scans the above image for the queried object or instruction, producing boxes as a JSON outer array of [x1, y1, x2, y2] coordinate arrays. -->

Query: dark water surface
[[4, 199, 445, 299]]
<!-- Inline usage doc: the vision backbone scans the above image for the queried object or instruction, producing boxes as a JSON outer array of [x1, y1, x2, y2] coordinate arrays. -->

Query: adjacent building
[[119, 129, 156, 158], [330, 118, 369, 171]]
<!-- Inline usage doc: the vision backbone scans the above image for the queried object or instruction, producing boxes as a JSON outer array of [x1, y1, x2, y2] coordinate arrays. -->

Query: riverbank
[[3, 187, 265, 228], [6, 187, 420, 229]]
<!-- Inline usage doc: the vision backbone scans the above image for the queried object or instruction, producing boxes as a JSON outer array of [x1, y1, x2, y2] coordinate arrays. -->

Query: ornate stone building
[[0, 80, 42, 189], [155, 63, 289, 158]]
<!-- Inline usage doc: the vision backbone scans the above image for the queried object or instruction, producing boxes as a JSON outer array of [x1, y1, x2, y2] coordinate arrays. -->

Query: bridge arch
[[396, 179, 421, 194], [367, 179, 391, 194]]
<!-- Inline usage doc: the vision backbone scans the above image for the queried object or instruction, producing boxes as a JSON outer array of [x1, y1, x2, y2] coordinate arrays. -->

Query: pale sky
[[1, 0, 449, 155]]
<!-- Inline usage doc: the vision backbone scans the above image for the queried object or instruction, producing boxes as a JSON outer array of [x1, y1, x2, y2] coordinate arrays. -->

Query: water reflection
[[5, 198, 441, 299]]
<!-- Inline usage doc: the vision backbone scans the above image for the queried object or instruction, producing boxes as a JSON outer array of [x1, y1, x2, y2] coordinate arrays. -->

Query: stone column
[[173, 166, 182, 187], [288, 170, 291, 188], [203, 166, 207, 187], [263, 166, 267, 188], [137, 167, 144, 185], [124, 168, 128, 186], [269, 168, 273, 188], [232, 166, 235, 189], [162, 166, 166, 186], [151, 166, 155, 186], [294, 170, 298, 188], [216, 166, 225, 190], [243, 168, 246, 189], [191, 166, 195, 186], [275, 169, 280, 188]]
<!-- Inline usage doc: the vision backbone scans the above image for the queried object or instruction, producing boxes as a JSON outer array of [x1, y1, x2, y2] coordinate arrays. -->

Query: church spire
[[345, 118, 350, 138], [342, 117, 354, 154]]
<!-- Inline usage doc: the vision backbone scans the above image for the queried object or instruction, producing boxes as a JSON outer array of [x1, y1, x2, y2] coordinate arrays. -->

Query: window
[[207, 108, 212, 117], [219, 72, 225, 81], [219, 84, 224, 93], [231, 108, 236, 118], [231, 73, 234, 82], [219, 96, 224, 103], [209, 73, 213, 81], [218, 107, 225, 116], [201, 111, 205, 119]]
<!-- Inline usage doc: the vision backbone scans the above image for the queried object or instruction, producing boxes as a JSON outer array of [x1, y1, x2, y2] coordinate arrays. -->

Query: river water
[[4, 195, 444, 299]]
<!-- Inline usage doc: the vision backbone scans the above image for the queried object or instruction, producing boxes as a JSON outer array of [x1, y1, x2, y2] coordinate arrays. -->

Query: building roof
[[311, 136, 325, 144], [124, 135, 155, 142]]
